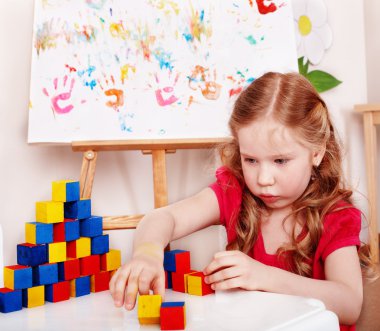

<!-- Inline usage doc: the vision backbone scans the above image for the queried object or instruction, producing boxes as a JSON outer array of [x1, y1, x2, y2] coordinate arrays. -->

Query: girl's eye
[[244, 158, 256, 164], [275, 159, 288, 165]]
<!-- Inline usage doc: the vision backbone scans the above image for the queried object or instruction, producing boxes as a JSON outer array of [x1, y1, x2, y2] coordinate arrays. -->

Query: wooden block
[[172, 270, 197, 293], [91, 234, 109, 255], [22, 285, 45, 308], [163, 250, 190, 272], [52, 180, 80, 202], [64, 199, 91, 219], [70, 276, 91, 297], [0, 288, 22, 313], [53, 219, 80, 242], [58, 258, 80, 281], [4, 265, 33, 290], [36, 201, 64, 224], [165, 270, 172, 289], [32, 263, 58, 286], [45, 281, 70, 303], [100, 249, 121, 271], [17, 243, 47, 266], [90, 271, 110, 292], [80, 254, 100, 276], [67, 237, 91, 258], [160, 302, 186, 330], [47, 242, 67, 263], [80, 216, 103, 237], [187, 272, 214, 296], [138, 294, 162, 325], [25, 222, 53, 245]]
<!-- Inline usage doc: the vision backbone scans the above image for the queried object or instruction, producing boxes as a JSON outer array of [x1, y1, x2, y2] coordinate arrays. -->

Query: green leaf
[[298, 57, 309, 76], [305, 70, 342, 93]]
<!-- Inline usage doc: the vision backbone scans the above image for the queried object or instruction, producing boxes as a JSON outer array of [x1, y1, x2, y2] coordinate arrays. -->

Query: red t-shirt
[[209, 166, 361, 331]]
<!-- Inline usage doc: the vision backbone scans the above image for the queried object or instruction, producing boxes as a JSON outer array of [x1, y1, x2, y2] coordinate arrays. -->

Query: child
[[110, 72, 370, 330]]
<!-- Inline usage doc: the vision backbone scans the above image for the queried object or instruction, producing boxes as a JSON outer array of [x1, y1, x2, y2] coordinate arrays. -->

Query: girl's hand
[[109, 243, 165, 310], [203, 250, 270, 291]]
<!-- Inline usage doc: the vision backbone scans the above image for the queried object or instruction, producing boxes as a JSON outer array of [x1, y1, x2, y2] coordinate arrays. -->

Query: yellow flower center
[[298, 15, 312, 36]]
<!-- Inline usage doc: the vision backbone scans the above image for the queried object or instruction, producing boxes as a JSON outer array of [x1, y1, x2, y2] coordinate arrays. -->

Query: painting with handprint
[[28, 0, 298, 143]]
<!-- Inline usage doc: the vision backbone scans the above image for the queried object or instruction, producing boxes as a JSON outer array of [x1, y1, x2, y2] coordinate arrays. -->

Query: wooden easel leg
[[79, 150, 98, 199], [151, 150, 168, 209], [363, 113, 379, 263]]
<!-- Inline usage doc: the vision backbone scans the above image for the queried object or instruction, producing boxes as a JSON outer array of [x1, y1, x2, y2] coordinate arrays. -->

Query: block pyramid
[[0, 180, 121, 313]]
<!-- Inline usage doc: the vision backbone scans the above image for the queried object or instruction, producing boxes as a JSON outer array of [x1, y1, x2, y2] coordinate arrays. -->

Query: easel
[[71, 138, 232, 231]]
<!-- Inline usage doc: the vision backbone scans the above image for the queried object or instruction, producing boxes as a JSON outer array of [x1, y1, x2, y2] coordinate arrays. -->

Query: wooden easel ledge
[[71, 137, 233, 152]]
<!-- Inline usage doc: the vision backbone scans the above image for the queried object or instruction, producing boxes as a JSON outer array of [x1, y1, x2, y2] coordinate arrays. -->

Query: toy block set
[[138, 249, 214, 330], [0, 180, 121, 313]]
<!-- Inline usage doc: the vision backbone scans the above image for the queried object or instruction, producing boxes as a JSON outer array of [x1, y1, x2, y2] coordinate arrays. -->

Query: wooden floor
[[357, 264, 380, 331]]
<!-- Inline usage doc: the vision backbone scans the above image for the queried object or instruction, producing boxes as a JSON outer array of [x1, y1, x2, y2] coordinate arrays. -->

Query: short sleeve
[[209, 166, 243, 236], [320, 207, 361, 261]]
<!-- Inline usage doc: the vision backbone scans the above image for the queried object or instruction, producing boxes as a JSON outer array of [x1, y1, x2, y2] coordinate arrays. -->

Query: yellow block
[[187, 274, 202, 296], [76, 237, 91, 258], [48, 242, 67, 263], [70, 279, 76, 297], [184, 271, 198, 293], [36, 201, 64, 224], [3, 267, 14, 289], [52, 180, 78, 202], [103, 249, 121, 271], [25, 223, 36, 244], [138, 294, 162, 324], [24, 285, 45, 308]]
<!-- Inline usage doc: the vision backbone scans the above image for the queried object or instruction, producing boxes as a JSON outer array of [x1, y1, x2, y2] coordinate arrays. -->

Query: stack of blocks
[[0, 180, 121, 313], [138, 249, 214, 330]]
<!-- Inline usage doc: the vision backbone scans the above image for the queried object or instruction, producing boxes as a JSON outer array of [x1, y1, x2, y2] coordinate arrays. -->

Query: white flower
[[292, 0, 332, 65]]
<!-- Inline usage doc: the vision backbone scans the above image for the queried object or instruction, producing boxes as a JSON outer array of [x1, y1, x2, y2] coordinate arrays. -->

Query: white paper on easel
[[28, 0, 298, 143]]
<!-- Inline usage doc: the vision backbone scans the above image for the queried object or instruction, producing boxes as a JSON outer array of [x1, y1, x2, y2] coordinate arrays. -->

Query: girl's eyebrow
[[240, 151, 295, 158]]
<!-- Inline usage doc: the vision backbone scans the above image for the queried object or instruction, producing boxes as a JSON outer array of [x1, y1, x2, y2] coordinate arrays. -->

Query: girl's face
[[238, 117, 322, 213]]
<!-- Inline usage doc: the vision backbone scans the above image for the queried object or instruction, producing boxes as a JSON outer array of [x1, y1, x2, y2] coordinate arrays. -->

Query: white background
[[0, 0, 379, 275]]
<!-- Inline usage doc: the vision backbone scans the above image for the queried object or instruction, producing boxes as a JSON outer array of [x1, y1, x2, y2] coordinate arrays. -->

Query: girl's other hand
[[109, 243, 165, 310], [203, 250, 270, 291]]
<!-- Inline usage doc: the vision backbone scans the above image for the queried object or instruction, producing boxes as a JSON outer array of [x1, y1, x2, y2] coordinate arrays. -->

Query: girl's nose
[[257, 166, 275, 186]]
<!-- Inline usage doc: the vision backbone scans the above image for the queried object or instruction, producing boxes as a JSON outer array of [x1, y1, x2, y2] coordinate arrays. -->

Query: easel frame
[[71, 138, 232, 230]]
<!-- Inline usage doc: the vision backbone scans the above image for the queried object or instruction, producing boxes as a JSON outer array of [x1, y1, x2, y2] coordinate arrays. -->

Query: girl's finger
[[205, 265, 241, 285], [112, 265, 132, 307], [204, 253, 238, 275], [152, 271, 166, 299], [124, 265, 144, 310], [212, 276, 241, 291]]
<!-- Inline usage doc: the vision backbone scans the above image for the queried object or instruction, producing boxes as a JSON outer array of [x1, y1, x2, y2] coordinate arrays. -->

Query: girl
[[110, 72, 370, 330]]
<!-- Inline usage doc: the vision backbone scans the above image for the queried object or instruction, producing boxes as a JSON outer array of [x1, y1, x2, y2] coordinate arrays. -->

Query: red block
[[160, 302, 186, 330], [90, 271, 110, 292], [80, 255, 100, 276], [58, 258, 80, 281], [175, 251, 190, 272], [45, 281, 70, 303], [172, 270, 196, 293]]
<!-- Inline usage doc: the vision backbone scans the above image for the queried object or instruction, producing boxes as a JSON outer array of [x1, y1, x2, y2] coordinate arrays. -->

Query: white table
[[0, 289, 339, 331]]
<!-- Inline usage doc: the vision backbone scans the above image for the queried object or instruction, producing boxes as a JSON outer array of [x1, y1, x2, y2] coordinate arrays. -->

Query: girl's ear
[[312, 145, 326, 167]]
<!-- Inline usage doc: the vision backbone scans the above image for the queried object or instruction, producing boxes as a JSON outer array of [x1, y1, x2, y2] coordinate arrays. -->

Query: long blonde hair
[[221, 72, 372, 277]]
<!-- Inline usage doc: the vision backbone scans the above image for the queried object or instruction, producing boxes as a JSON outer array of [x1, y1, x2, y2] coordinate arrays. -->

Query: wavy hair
[[221, 72, 373, 277]]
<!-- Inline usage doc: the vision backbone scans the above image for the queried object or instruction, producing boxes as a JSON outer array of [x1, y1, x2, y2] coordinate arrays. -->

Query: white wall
[[0, 0, 378, 272]]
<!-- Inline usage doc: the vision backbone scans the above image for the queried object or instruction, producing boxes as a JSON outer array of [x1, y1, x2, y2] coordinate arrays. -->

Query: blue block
[[166, 271, 172, 289], [0, 289, 22, 313], [66, 181, 80, 202], [64, 219, 80, 241], [17, 243, 47, 267], [33, 263, 58, 286], [161, 301, 185, 308], [27, 222, 53, 244], [80, 216, 103, 237], [91, 234, 109, 255], [164, 250, 188, 272], [64, 199, 91, 219], [73, 276, 91, 297], [10, 266, 33, 289]]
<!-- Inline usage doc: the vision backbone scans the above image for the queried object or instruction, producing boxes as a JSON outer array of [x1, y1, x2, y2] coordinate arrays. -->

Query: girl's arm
[[204, 246, 362, 325], [109, 187, 220, 310]]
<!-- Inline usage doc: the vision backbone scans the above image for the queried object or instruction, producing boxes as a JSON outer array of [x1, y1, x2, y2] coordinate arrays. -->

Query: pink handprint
[[153, 72, 179, 107], [42, 76, 75, 115]]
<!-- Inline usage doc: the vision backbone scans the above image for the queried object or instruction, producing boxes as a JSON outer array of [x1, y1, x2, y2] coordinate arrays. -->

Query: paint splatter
[[255, 0, 277, 15]]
